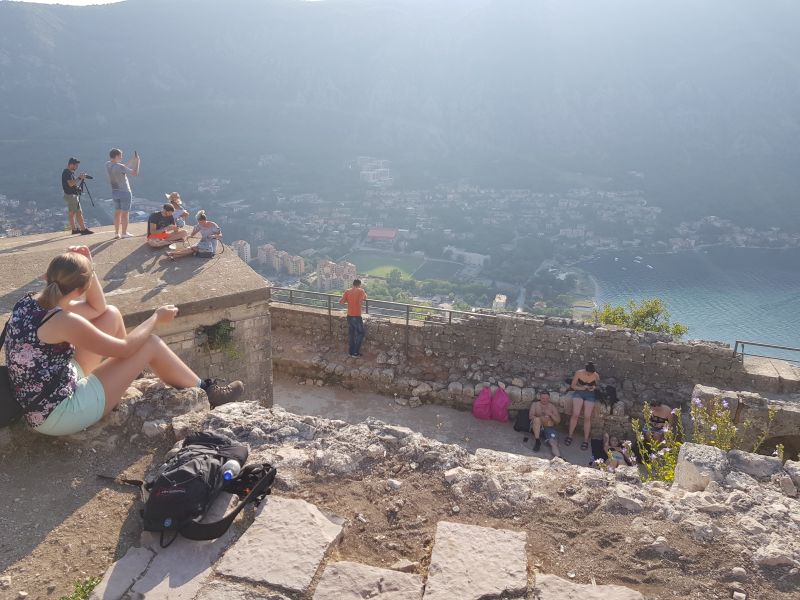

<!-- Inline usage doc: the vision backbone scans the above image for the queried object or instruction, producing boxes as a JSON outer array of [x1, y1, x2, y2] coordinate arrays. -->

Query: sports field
[[414, 259, 463, 279], [345, 252, 463, 280], [346, 252, 424, 277]]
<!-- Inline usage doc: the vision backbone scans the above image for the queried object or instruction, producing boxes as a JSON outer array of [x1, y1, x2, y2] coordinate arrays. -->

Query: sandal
[[580, 441, 589, 451], [564, 437, 573, 446]]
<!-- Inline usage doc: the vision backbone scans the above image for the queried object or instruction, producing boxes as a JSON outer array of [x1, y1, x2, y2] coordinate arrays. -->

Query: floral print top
[[6, 295, 77, 428]]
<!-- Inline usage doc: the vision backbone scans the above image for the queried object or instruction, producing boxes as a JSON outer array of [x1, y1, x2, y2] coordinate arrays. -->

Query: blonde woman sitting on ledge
[[166, 210, 222, 260], [4, 246, 243, 436]]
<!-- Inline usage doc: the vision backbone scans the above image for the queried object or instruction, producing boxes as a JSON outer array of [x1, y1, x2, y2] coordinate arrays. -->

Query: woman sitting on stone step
[[4, 246, 243, 436]]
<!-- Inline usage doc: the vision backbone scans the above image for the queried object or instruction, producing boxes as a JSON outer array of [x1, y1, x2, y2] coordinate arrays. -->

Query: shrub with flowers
[[631, 403, 683, 483], [690, 395, 738, 451]]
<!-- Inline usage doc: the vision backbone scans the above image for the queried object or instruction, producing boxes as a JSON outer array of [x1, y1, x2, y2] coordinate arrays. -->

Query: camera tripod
[[78, 177, 95, 207]]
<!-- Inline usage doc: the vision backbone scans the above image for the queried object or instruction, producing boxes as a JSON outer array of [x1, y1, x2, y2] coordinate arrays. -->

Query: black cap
[[68, 157, 80, 165]]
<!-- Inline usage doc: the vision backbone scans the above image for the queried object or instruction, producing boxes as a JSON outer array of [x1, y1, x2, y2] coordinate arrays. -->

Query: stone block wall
[[141, 300, 273, 406], [270, 302, 795, 407]]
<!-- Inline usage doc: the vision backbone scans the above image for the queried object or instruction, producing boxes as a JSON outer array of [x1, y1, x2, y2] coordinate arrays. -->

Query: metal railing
[[733, 340, 800, 364], [267, 286, 496, 353]]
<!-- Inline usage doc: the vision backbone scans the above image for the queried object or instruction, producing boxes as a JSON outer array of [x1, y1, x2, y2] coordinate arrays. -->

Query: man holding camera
[[61, 157, 94, 235], [106, 148, 140, 239]]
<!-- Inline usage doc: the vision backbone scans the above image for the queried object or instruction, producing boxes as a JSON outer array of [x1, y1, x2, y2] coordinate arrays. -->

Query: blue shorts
[[541, 426, 558, 441], [112, 191, 133, 211], [34, 361, 106, 436], [573, 390, 596, 403]]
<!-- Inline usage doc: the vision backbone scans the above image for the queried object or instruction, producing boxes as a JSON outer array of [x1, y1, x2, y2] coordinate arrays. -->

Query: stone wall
[[271, 303, 795, 397], [150, 300, 273, 406]]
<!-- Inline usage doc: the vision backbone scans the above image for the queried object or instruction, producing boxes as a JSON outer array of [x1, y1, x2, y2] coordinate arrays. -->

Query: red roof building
[[367, 228, 398, 241]]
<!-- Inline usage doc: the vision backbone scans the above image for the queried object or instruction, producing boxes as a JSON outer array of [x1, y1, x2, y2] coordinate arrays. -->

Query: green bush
[[690, 395, 738, 451], [59, 576, 100, 600], [200, 319, 241, 360], [631, 404, 684, 483], [595, 298, 688, 338]]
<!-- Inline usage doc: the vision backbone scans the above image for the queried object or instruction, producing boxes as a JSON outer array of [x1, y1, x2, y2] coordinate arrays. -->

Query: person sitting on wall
[[529, 390, 561, 458], [642, 400, 673, 443], [166, 210, 221, 260], [147, 204, 189, 248], [166, 192, 190, 229], [4, 246, 244, 436], [565, 362, 600, 451]]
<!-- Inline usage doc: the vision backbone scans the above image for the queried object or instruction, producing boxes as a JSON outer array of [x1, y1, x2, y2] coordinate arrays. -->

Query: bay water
[[582, 247, 800, 357]]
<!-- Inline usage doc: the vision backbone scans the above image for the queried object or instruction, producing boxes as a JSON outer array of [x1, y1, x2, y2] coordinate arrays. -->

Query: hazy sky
[[5, 1, 123, 5]]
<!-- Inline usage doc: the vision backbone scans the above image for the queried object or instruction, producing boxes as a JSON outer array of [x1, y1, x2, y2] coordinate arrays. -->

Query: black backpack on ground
[[513, 408, 532, 433], [141, 431, 276, 547]]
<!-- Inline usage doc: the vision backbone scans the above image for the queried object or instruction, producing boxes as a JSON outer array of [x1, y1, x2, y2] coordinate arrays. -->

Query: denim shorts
[[541, 426, 558, 441], [34, 361, 106, 436], [573, 390, 596, 403], [112, 191, 133, 211]]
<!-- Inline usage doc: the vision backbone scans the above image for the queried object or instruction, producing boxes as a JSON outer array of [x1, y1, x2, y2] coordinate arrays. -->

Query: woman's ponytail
[[38, 281, 63, 310], [196, 209, 207, 222], [37, 253, 93, 310]]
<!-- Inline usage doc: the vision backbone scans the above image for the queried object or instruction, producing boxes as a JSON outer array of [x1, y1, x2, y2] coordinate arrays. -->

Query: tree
[[595, 298, 688, 338], [387, 268, 403, 286]]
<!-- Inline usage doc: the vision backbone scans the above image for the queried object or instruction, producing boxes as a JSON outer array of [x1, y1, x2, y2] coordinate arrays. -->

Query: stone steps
[[91, 496, 644, 600]]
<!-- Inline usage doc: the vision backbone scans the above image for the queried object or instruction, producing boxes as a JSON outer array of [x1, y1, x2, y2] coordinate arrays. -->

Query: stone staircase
[[91, 495, 643, 600]]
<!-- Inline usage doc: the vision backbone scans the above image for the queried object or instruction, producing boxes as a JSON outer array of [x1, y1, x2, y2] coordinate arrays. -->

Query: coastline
[[565, 245, 800, 351]]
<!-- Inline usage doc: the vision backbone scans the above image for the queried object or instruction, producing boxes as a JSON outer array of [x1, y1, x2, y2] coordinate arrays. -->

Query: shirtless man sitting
[[529, 390, 561, 458]]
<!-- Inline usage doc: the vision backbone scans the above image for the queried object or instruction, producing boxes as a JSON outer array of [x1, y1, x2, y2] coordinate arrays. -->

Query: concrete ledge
[[0, 225, 273, 405], [0, 223, 268, 324]]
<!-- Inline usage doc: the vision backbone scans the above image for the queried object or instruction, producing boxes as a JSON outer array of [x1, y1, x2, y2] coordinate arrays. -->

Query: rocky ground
[[1, 381, 799, 599], [172, 400, 800, 600]]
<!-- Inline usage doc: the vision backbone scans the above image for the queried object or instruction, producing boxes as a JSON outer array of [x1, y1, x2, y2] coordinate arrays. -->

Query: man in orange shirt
[[339, 279, 367, 357]]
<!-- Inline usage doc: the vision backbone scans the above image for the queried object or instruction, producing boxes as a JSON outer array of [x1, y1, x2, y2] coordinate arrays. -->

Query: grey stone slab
[[532, 574, 644, 599], [422, 521, 527, 600], [195, 580, 292, 600], [90, 546, 154, 600], [130, 493, 238, 600], [215, 497, 343, 595], [313, 561, 424, 600]]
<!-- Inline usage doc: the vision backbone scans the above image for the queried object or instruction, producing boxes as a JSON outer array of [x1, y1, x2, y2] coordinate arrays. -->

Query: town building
[[316, 260, 357, 292], [366, 227, 398, 249], [231, 240, 251, 263]]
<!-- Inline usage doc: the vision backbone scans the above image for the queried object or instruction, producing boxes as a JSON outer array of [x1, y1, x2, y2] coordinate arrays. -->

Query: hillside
[[0, 0, 799, 225]]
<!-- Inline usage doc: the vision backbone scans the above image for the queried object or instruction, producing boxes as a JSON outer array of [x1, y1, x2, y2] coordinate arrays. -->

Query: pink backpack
[[490, 387, 510, 422], [472, 386, 493, 420]]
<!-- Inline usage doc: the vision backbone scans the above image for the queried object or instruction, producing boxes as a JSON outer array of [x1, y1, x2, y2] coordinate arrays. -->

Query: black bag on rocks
[[142, 431, 276, 547]]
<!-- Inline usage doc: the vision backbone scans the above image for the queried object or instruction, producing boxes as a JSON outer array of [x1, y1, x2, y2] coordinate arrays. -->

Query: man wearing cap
[[61, 158, 94, 235]]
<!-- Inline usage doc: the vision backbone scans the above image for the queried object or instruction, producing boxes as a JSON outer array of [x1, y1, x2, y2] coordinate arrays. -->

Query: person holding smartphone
[[106, 148, 140, 239]]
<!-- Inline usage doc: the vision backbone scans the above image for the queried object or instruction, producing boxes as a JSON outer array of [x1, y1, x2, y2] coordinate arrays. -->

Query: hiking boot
[[71, 228, 81, 235], [533, 438, 542, 452], [203, 379, 245, 407], [80, 228, 95, 235]]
